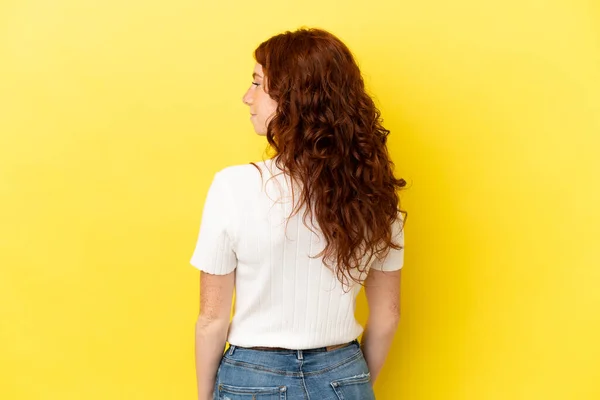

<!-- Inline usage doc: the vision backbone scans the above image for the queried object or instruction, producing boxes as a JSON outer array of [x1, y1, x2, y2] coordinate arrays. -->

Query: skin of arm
[[195, 270, 235, 400], [361, 268, 401, 384]]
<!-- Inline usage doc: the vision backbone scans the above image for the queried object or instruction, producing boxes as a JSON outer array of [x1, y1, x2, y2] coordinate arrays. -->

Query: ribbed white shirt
[[190, 159, 404, 349]]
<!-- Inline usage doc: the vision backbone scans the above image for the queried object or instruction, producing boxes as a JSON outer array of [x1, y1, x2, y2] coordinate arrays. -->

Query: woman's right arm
[[361, 268, 401, 384]]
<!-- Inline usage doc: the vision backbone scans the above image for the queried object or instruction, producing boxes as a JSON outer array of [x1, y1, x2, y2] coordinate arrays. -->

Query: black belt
[[246, 341, 354, 352]]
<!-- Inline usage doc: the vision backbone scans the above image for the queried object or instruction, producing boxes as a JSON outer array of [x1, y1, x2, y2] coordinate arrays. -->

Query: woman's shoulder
[[214, 159, 275, 189]]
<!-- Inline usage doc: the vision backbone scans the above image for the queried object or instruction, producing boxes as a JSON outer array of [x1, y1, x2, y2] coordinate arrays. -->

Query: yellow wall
[[1, 0, 599, 399]]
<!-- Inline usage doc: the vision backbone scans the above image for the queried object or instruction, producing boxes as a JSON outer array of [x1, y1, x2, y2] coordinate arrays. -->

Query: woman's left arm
[[195, 270, 235, 400]]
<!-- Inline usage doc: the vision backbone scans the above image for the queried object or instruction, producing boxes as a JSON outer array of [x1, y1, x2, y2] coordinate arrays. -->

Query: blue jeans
[[214, 340, 375, 399]]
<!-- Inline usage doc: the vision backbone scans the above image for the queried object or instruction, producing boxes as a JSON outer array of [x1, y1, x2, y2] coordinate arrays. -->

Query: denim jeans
[[213, 339, 375, 399]]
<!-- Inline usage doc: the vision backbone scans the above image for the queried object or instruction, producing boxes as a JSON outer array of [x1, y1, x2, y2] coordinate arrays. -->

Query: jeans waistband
[[227, 339, 359, 360]]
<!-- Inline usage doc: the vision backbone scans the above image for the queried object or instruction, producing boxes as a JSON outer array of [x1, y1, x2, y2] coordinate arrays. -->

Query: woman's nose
[[242, 89, 252, 105]]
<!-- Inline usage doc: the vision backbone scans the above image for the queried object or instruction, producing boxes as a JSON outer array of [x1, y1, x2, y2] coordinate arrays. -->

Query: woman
[[191, 27, 406, 400]]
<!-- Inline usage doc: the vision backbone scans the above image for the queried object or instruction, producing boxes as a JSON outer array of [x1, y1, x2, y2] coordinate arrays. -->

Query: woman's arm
[[195, 270, 235, 400], [361, 268, 401, 384]]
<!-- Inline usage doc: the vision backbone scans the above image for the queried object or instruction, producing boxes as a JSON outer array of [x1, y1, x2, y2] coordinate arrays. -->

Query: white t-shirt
[[190, 159, 404, 349]]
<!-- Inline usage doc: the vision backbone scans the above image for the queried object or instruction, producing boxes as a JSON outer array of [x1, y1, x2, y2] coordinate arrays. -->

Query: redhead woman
[[191, 28, 406, 400]]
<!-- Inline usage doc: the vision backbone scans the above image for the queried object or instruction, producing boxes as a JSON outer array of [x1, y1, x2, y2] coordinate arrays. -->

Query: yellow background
[[1, 0, 599, 399]]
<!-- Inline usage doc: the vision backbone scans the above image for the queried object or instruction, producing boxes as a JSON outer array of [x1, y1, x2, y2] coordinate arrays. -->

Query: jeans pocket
[[217, 383, 287, 399], [330, 372, 375, 400]]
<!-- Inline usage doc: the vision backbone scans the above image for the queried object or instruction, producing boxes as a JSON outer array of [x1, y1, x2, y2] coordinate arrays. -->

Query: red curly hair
[[253, 28, 406, 288]]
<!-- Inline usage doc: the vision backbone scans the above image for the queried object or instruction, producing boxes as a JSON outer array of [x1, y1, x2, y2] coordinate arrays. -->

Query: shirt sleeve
[[190, 171, 238, 275], [370, 212, 405, 272]]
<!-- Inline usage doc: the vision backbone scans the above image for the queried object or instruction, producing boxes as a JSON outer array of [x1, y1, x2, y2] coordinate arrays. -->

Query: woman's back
[[192, 159, 402, 350]]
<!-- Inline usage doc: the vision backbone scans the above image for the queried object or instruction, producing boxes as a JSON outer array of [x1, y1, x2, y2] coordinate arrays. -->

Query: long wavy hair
[[253, 28, 407, 288]]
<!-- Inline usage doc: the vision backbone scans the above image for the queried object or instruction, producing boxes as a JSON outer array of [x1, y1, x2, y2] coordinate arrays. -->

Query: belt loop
[[228, 345, 236, 356], [297, 349, 303, 360]]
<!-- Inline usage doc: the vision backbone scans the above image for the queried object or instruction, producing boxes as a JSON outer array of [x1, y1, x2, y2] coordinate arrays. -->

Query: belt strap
[[247, 341, 351, 352]]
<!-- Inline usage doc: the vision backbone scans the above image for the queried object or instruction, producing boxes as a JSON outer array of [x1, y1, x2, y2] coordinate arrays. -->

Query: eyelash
[[252, 82, 260, 87]]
